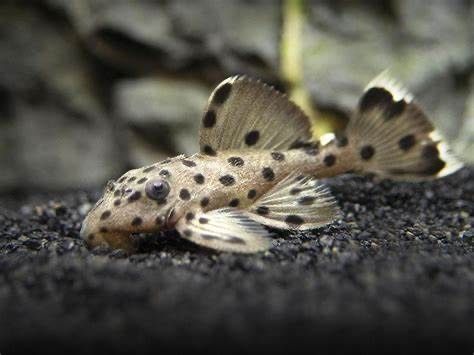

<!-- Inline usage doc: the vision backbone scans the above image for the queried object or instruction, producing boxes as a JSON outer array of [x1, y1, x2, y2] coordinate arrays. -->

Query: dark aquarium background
[[0, 1, 473, 354]]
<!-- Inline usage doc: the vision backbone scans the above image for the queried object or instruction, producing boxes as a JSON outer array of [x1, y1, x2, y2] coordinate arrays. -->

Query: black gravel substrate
[[1, 168, 473, 354]]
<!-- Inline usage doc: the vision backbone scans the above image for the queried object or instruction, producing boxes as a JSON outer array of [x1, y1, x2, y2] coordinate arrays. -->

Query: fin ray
[[199, 76, 312, 153], [247, 174, 341, 230], [346, 72, 462, 180], [176, 208, 273, 253]]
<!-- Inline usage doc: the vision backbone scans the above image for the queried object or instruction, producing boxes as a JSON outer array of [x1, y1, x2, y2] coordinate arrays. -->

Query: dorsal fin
[[199, 76, 312, 154]]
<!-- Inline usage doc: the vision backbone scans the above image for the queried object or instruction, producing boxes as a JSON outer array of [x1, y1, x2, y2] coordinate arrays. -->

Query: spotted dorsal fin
[[345, 71, 463, 180], [199, 76, 312, 155], [246, 174, 341, 230], [175, 208, 273, 253]]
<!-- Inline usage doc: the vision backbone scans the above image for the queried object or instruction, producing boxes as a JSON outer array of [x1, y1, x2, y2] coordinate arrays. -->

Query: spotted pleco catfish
[[80, 73, 463, 253]]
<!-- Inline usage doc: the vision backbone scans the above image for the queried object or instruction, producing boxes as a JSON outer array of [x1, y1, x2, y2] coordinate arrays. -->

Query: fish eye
[[145, 179, 170, 200]]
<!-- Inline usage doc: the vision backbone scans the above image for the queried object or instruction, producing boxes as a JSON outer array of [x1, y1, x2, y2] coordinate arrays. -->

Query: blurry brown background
[[0, 0, 472, 192]]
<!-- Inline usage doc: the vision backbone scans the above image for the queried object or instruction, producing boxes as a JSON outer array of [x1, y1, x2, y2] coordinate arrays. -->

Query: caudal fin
[[344, 72, 463, 180]]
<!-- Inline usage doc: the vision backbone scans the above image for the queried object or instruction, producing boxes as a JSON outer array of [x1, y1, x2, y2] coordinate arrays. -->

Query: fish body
[[81, 74, 462, 253]]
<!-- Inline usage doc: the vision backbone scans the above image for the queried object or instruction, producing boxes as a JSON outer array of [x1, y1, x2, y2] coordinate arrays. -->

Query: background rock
[[457, 72, 474, 162], [303, 0, 473, 160], [0, 0, 472, 191], [0, 3, 120, 190], [113, 77, 209, 165]]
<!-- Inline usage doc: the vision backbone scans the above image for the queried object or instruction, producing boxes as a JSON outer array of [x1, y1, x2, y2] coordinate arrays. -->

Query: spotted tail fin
[[344, 72, 462, 180]]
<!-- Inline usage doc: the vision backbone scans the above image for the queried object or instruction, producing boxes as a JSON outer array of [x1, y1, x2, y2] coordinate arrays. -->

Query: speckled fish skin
[[81, 72, 462, 253], [80, 147, 349, 251]]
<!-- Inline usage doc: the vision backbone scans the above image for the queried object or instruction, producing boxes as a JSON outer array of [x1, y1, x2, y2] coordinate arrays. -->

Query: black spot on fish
[[183, 229, 192, 237], [290, 188, 301, 195], [185, 212, 195, 221], [128, 176, 136, 183], [159, 169, 171, 178], [107, 183, 118, 193], [359, 87, 393, 113], [245, 130, 260, 146], [182, 159, 196, 167], [200, 197, 210, 207], [262, 167, 275, 181], [118, 176, 127, 183], [399, 134, 416, 151], [202, 234, 218, 240], [229, 198, 240, 207], [386, 100, 406, 119], [219, 175, 235, 186], [213, 82, 232, 105], [227, 236, 245, 244], [114, 190, 121, 197], [228, 157, 244, 167], [304, 148, 318, 156], [256, 206, 269, 215], [100, 210, 111, 220], [298, 196, 315, 205], [194, 173, 205, 184], [155, 216, 164, 226], [289, 140, 303, 149], [271, 152, 285, 161], [99, 227, 108, 233], [143, 166, 155, 173], [199, 217, 208, 224], [290, 139, 317, 150], [131, 217, 142, 226], [156, 198, 167, 205], [422, 144, 439, 159], [128, 191, 142, 202], [113, 199, 121, 206], [396, 144, 444, 177], [202, 110, 216, 128], [324, 154, 336, 167], [247, 189, 257, 199], [88, 234, 95, 241], [285, 215, 304, 225], [336, 135, 348, 147], [137, 177, 148, 184], [421, 159, 445, 176], [360, 145, 375, 160], [179, 189, 191, 200], [203, 145, 217, 156]]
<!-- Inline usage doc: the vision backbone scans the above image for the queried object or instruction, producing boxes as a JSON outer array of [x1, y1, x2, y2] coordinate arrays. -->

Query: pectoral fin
[[176, 208, 273, 253], [247, 174, 341, 230]]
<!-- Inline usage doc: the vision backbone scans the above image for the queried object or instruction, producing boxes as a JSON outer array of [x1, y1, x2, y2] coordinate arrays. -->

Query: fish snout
[[80, 217, 136, 252], [79, 217, 103, 247]]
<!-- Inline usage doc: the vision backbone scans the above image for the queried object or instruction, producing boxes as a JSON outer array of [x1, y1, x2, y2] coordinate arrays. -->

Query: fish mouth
[[80, 221, 135, 253]]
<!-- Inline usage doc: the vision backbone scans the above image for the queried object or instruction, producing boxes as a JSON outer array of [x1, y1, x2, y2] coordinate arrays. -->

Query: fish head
[[80, 159, 183, 251]]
